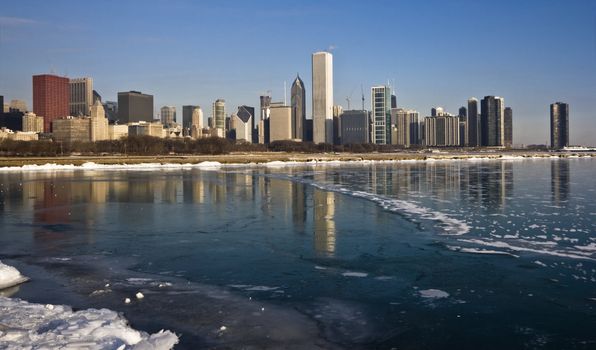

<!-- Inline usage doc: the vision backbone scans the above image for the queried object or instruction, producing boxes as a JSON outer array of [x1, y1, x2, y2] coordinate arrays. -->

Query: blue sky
[[1, 0, 595, 145]]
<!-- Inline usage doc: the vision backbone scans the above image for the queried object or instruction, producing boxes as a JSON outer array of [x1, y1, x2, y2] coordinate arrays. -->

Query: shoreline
[[0, 150, 594, 168]]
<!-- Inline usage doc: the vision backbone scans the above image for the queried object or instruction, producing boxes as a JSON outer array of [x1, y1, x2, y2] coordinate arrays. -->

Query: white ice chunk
[[0, 261, 29, 290], [0, 297, 178, 349]]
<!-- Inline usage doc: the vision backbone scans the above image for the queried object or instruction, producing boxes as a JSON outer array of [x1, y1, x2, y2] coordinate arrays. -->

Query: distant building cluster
[[0, 51, 570, 149]]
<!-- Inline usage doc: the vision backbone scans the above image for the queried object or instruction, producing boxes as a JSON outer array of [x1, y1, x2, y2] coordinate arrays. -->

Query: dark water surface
[[1, 158, 595, 349]]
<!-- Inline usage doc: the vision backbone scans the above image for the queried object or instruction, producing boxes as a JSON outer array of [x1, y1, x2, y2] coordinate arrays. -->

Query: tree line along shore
[[0, 135, 592, 167]]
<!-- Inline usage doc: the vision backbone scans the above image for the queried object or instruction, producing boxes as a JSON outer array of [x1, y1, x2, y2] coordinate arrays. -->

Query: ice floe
[[0, 261, 29, 290], [419, 289, 450, 299], [0, 297, 178, 349], [341, 271, 369, 278]]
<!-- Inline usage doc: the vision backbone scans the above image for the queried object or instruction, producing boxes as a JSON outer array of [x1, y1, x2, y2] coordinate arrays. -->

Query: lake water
[[1, 158, 595, 349]]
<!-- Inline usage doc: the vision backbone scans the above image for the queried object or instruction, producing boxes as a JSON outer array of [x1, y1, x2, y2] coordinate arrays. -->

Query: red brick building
[[33, 74, 69, 132]]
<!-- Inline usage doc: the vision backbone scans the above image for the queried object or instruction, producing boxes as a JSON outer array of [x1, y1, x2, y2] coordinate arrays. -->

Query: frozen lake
[[1, 157, 595, 349]]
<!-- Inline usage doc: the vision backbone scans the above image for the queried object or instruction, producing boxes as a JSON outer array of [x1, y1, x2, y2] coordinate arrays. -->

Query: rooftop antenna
[[345, 88, 354, 110], [361, 84, 365, 111]]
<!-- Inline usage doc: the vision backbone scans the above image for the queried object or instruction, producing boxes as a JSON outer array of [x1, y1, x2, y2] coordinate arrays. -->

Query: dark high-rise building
[[459, 106, 467, 118], [304, 119, 313, 142], [0, 111, 24, 131], [0, 96, 3, 113], [259, 95, 271, 143], [391, 94, 397, 109], [467, 98, 479, 147], [504, 107, 513, 148], [117, 91, 153, 123], [291, 74, 305, 140], [93, 90, 102, 105], [480, 96, 504, 147], [550, 102, 569, 149], [339, 110, 369, 145], [103, 101, 118, 122], [459, 106, 468, 146], [33, 74, 70, 132], [182, 105, 200, 130]]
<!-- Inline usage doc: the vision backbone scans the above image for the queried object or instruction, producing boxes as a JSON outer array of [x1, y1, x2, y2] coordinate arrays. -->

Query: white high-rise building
[[191, 106, 203, 139], [371, 86, 391, 144], [312, 51, 333, 144], [70, 77, 93, 116]]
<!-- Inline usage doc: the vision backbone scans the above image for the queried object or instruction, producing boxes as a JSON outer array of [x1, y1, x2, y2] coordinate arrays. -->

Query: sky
[[0, 0, 595, 145]]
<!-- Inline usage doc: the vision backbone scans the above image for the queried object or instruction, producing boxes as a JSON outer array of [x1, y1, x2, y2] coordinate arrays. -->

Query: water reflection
[[551, 160, 570, 205], [313, 189, 336, 256]]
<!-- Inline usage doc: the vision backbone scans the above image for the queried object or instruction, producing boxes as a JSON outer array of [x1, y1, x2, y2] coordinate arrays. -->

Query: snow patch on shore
[[0, 261, 29, 290], [0, 297, 178, 349], [0, 161, 222, 172]]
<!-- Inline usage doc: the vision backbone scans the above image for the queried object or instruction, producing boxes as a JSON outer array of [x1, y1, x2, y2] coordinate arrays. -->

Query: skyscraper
[[371, 85, 391, 144], [480, 96, 505, 147], [393, 108, 420, 147], [424, 115, 460, 147], [33, 74, 70, 132], [117, 91, 153, 123], [269, 103, 292, 142], [467, 98, 479, 147], [182, 105, 200, 131], [312, 51, 333, 144], [212, 99, 226, 132], [504, 107, 513, 148], [458, 106, 467, 147], [191, 106, 203, 139], [431, 107, 444, 117], [339, 110, 369, 145], [232, 105, 254, 142], [291, 74, 305, 140], [70, 77, 93, 116], [258, 96, 271, 143], [160, 106, 176, 127], [550, 102, 569, 149]]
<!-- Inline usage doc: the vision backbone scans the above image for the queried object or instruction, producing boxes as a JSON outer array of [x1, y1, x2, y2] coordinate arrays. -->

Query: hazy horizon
[[1, 0, 595, 145]]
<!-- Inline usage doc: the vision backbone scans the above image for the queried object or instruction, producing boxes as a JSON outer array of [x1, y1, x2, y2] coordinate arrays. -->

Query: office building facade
[[504, 107, 513, 148], [33, 74, 70, 132], [182, 105, 200, 131], [480, 96, 505, 147], [291, 74, 305, 141], [424, 115, 460, 147], [312, 51, 333, 144], [339, 110, 369, 145], [212, 99, 226, 133], [467, 98, 479, 146], [70, 77, 93, 116], [117, 91, 153, 123], [371, 85, 391, 144], [160, 106, 176, 127], [393, 108, 419, 147], [269, 104, 292, 142], [550, 102, 569, 149]]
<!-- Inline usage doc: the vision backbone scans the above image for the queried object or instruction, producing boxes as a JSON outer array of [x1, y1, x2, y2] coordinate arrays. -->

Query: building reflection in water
[[313, 189, 336, 256], [551, 160, 570, 205]]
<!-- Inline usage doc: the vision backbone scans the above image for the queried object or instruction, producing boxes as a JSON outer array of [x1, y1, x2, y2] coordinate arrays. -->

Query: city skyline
[[0, 0, 595, 145]]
